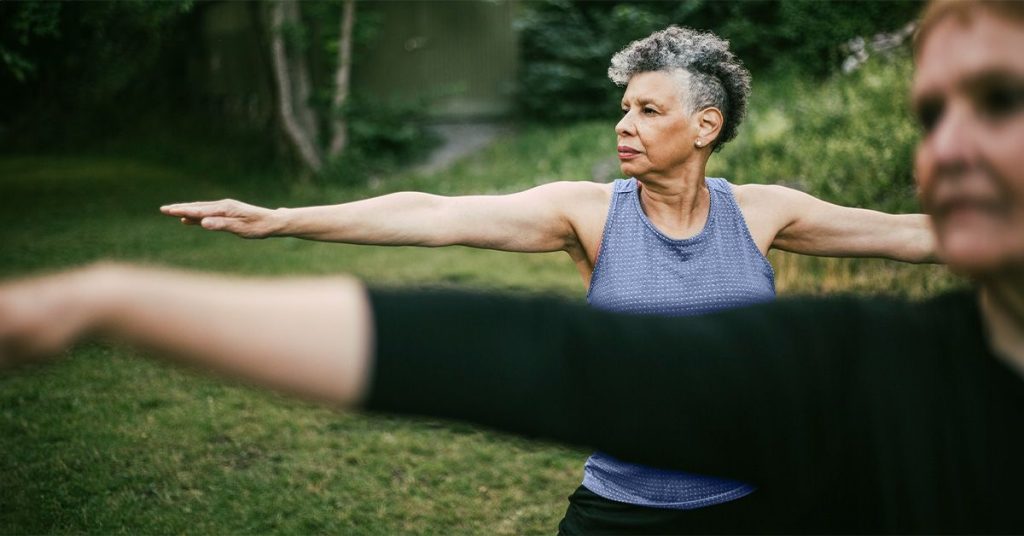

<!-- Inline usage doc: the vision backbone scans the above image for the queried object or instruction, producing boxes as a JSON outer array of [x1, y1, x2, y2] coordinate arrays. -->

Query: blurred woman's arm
[[0, 263, 372, 405], [160, 181, 609, 254], [0, 262, 858, 489]]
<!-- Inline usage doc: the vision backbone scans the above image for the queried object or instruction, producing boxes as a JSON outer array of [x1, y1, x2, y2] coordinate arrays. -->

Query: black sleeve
[[363, 288, 864, 496]]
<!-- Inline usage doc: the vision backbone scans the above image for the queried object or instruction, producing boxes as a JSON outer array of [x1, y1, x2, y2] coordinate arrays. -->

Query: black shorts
[[557, 485, 767, 535]]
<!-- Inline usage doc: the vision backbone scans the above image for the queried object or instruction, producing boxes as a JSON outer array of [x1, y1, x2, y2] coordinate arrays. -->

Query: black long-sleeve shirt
[[366, 289, 1024, 533]]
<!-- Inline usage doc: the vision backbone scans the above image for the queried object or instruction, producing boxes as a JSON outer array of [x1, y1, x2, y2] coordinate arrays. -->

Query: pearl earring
[[695, 140, 703, 147]]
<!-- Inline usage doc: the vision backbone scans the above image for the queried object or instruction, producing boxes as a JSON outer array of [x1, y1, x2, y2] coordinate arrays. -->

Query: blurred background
[[1, 1, 959, 533]]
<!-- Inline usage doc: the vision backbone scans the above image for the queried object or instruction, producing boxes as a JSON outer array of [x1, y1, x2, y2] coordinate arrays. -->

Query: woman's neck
[[636, 166, 710, 239], [979, 270, 1024, 376]]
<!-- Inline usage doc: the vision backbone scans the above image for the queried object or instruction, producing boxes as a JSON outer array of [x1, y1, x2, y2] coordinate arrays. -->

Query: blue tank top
[[583, 177, 775, 509]]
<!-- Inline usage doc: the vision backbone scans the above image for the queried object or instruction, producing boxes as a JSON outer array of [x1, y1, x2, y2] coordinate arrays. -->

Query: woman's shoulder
[[729, 182, 802, 209], [550, 179, 614, 195], [708, 177, 766, 199], [536, 180, 614, 210]]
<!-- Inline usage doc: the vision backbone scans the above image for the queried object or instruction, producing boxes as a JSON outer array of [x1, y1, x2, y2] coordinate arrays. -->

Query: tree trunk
[[269, 0, 323, 173], [288, 1, 320, 147], [328, 0, 356, 158]]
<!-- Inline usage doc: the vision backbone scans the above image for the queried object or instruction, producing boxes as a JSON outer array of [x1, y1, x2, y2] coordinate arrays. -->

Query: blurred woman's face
[[913, 10, 1024, 277], [616, 71, 700, 180]]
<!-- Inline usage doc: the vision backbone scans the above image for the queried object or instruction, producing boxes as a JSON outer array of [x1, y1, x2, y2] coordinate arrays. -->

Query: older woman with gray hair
[[161, 26, 933, 533]]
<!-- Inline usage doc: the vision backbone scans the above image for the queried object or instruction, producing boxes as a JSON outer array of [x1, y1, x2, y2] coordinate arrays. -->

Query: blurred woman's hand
[[160, 199, 283, 239], [0, 265, 110, 367], [0, 262, 372, 404]]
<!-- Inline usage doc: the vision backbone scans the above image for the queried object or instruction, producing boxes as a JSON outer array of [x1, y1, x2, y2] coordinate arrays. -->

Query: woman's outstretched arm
[[0, 263, 373, 405], [159, 181, 608, 254], [737, 183, 938, 263]]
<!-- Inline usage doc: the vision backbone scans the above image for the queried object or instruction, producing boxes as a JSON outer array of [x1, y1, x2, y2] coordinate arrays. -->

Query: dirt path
[[414, 123, 514, 174]]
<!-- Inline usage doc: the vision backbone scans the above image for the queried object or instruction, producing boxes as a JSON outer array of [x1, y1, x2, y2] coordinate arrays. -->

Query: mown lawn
[[0, 146, 590, 534], [1, 64, 960, 532]]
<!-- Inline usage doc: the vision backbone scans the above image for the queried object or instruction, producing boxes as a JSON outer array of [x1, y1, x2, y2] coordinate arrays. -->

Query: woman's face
[[616, 71, 700, 180], [913, 10, 1024, 277]]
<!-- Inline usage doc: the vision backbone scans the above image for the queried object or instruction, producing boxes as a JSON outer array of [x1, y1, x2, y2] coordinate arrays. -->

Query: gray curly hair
[[608, 26, 751, 151]]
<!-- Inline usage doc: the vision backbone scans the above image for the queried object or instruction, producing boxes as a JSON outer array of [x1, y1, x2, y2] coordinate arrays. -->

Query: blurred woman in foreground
[[1, 0, 1022, 532]]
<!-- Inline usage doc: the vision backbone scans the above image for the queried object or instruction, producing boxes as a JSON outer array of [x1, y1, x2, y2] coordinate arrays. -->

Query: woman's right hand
[[160, 199, 283, 239], [159, 182, 607, 256]]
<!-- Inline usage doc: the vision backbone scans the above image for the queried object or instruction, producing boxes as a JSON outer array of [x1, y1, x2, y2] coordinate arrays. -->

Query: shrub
[[515, 0, 922, 123], [319, 93, 440, 183], [709, 50, 920, 213]]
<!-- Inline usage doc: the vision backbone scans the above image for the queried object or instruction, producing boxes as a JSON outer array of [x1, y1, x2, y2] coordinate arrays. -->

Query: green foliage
[[709, 51, 920, 213], [695, 0, 921, 76], [515, 0, 922, 122], [515, 1, 689, 121], [0, 1, 61, 81], [323, 93, 441, 183], [0, 0, 192, 92], [0, 0, 195, 146], [0, 0, 437, 182], [287, 1, 438, 180]]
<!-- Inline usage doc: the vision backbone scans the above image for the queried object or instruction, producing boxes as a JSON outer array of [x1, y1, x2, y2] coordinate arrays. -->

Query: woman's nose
[[616, 111, 635, 136], [928, 102, 975, 168]]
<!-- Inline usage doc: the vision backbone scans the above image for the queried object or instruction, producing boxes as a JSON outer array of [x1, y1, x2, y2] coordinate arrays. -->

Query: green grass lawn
[[0, 145, 592, 534], [0, 82, 960, 533]]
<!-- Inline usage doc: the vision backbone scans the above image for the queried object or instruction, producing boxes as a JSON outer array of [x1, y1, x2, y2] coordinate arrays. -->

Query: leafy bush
[[515, 1, 689, 121], [515, 0, 922, 122], [709, 50, 920, 213], [0, 0, 198, 151], [320, 93, 440, 182], [0, 1, 194, 112]]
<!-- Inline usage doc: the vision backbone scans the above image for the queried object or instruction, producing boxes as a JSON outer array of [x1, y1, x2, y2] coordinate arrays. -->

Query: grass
[[0, 152, 587, 535], [0, 53, 961, 534]]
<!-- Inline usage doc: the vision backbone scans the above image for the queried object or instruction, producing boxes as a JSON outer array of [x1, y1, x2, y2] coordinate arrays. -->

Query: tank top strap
[[612, 177, 638, 194], [706, 177, 745, 222], [602, 178, 639, 229], [706, 177, 735, 204]]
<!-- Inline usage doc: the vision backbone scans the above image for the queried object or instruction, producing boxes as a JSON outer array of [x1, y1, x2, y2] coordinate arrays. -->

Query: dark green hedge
[[515, 0, 922, 122]]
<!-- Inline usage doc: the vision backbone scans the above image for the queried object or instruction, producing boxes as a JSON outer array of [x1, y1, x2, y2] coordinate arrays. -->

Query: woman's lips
[[617, 146, 641, 160]]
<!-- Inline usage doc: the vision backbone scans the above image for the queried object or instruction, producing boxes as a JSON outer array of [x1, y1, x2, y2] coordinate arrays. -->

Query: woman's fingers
[[162, 200, 272, 238], [161, 201, 211, 213], [200, 216, 234, 231], [162, 206, 223, 220], [161, 205, 223, 218], [160, 199, 247, 219]]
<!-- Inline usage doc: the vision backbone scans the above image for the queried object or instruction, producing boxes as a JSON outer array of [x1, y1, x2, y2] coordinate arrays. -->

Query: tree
[[329, 0, 355, 158], [268, 0, 356, 174], [0, 1, 61, 83]]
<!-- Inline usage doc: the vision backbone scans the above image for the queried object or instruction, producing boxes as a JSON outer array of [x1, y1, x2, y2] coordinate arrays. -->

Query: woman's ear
[[696, 107, 724, 148]]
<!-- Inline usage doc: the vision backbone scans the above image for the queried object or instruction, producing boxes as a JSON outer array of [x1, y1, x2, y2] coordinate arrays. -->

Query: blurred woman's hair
[[608, 26, 750, 152], [914, 0, 1024, 54]]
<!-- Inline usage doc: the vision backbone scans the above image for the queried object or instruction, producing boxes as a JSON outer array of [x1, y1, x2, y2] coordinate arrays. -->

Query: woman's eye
[[916, 100, 943, 134], [621, 108, 629, 116], [643, 107, 657, 115], [978, 84, 1024, 121]]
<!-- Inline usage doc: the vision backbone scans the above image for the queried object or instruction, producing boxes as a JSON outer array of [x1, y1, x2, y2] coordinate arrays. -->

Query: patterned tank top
[[583, 177, 775, 509]]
